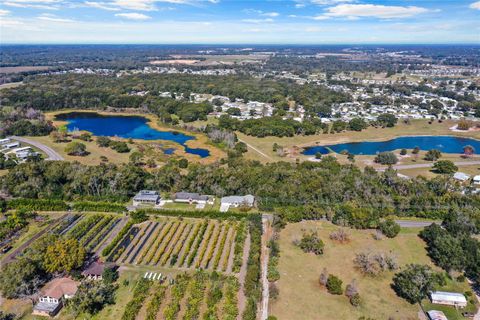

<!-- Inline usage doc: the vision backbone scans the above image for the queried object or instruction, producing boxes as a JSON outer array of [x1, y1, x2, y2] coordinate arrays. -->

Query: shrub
[[374, 152, 398, 165], [7, 198, 68, 211], [432, 160, 458, 174], [354, 251, 398, 276], [326, 275, 343, 295], [298, 231, 324, 255], [424, 149, 442, 161], [65, 141, 88, 156], [329, 229, 350, 243], [378, 219, 401, 238], [350, 293, 361, 307], [400, 148, 407, 155]]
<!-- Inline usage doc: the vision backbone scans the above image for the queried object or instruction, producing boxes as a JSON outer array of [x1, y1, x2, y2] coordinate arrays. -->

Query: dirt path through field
[[259, 215, 273, 320], [237, 232, 251, 320]]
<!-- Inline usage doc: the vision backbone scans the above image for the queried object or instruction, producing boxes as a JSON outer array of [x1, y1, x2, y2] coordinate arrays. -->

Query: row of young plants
[[194, 222, 217, 268], [143, 221, 175, 264], [79, 215, 113, 247], [121, 278, 152, 320], [151, 221, 180, 265], [221, 227, 235, 271], [213, 225, 230, 270], [161, 222, 191, 266], [136, 221, 165, 264], [86, 217, 120, 251], [178, 221, 204, 267], [155, 221, 184, 265], [102, 220, 134, 256], [204, 224, 224, 269], [223, 276, 240, 320], [127, 221, 160, 264], [6, 198, 69, 211], [183, 271, 208, 320], [232, 220, 247, 273], [186, 221, 210, 267], [168, 222, 194, 267], [120, 222, 149, 263], [66, 214, 102, 240], [145, 283, 166, 320], [109, 226, 140, 262], [202, 273, 225, 320], [163, 273, 191, 320], [50, 214, 81, 235], [242, 215, 263, 320]]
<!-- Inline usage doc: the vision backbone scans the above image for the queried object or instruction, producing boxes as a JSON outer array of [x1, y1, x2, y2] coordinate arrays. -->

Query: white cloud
[[312, 15, 330, 20], [0, 9, 11, 16], [311, 0, 354, 5], [261, 12, 279, 17], [470, 1, 480, 9], [325, 4, 430, 19], [115, 12, 152, 20], [3, 0, 62, 10], [242, 18, 274, 23], [84, 1, 120, 11], [37, 13, 74, 22]]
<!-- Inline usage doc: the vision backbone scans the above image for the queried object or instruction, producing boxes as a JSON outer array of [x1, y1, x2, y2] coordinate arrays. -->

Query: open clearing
[[269, 220, 477, 320], [0, 66, 51, 73]]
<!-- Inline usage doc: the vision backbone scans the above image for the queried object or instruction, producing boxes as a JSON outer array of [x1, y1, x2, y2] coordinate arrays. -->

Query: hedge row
[[7, 198, 69, 211], [137, 208, 260, 220], [72, 201, 126, 212]]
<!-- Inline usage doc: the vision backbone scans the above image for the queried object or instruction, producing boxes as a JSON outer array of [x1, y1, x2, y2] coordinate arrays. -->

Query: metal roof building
[[430, 291, 467, 308], [133, 190, 160, 206]]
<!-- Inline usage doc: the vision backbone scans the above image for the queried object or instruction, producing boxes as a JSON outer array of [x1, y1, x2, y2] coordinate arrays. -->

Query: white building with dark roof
[[133, 190, 160, 206], [173, 192, 211, 204]]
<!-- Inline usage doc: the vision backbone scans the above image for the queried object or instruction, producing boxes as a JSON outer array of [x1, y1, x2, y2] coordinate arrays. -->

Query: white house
[[220, 195, 255, 211], [453, 172, 471, 182], [0, 138, 11, 145], [173, 192, 212, 204], [33, 277, 79, 317], [430, 291, 468, 308], [133, 190, 160, 206]]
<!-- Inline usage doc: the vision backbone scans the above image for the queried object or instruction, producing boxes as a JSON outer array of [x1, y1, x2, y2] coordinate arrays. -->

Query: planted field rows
[[121, 272, 239, 320], [111, 218, 244, 273], [64, 214, 122, 252]]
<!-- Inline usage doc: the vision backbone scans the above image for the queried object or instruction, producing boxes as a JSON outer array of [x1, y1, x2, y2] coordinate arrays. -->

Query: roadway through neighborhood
[[11, 136, 64, 161]]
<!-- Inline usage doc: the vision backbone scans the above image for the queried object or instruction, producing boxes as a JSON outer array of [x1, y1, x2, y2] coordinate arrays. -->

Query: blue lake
[[57, 112, 210, 158], [303, 136, 480, 156]]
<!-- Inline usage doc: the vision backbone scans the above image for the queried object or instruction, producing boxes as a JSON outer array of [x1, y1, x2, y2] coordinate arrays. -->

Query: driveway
[[11, 136, 64, 161], [376, 160, 480, 171]]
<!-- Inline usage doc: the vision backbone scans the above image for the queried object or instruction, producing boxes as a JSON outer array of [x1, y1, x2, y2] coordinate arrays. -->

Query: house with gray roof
[[133, 190, 160, 207], [173, 192, 211, 204], [220, 195, 255, 212]]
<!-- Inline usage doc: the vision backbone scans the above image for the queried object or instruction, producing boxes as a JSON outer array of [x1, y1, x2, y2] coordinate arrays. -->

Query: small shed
[[82, 261, 106, 280]]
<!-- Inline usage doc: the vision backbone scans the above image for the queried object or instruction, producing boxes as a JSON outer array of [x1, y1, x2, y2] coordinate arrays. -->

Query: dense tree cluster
[[1, 159, 479, 224], [0, 107, 54, 137]]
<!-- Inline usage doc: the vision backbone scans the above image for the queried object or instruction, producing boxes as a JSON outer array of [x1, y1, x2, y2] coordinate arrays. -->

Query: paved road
[[377, 160, 480, 171], [394, 220, 439, 228], [11, 136, 64, 161]]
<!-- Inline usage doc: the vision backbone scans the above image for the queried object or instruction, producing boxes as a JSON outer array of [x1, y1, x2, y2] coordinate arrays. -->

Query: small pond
[[303, 135, 480, 156], [56, 112, 210, 158]]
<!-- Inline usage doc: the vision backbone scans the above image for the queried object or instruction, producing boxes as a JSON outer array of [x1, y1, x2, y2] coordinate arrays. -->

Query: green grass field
[[269, 220, 477, 320]]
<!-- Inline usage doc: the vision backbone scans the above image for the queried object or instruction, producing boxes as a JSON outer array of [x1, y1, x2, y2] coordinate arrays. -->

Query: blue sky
[[0, 0, 479, 44]]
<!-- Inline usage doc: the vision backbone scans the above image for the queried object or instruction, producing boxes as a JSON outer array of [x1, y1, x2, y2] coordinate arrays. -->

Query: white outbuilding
[[430, 291, 467, 308]]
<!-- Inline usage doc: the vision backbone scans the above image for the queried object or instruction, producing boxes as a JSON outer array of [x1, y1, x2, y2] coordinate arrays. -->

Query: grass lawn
[[270, 220, 466, 320]]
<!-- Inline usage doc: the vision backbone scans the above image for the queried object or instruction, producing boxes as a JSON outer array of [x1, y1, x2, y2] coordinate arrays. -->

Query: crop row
[[86, 218, 120, 252], [182, 271, 208, 320], [136, 222, 165, 263], [144, 221, 175, 264], [181, 221, 208, 267], [203, 224, 224, 269], [145, 283, 166, 320], [79, 215, 113, 248], [232, 220, 247, 273], [213, 225, 231, 270], [160, 223, 191, 266], [119, 222, 150, 263], [152, 221, 183, 265], [66, 214, 103, 240], [202, 274, 225, 320], [222, 277, 240, 320], [163, 273, 191, 320], [102, 220, 134, 257], [193, 222, 216, 268], [127, 222, 160, 264], [121, 278, 152, 320]]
